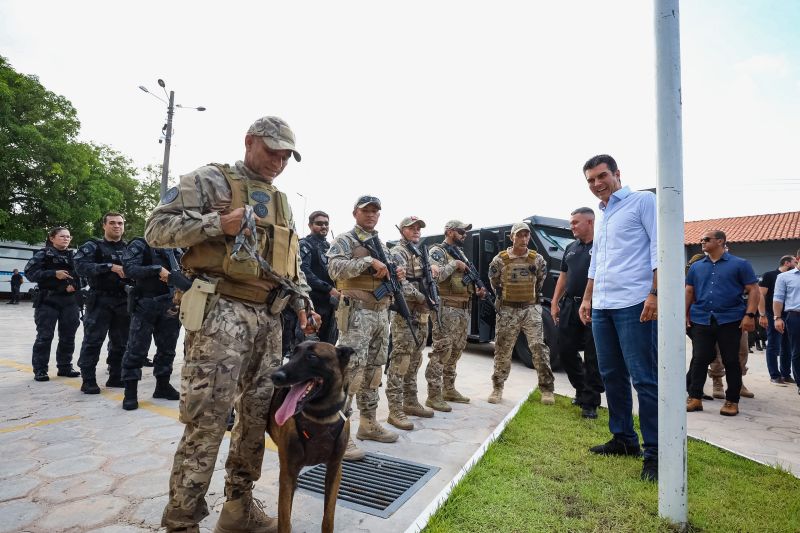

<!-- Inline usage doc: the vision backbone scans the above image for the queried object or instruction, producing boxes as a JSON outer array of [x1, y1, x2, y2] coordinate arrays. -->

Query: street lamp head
[[197, 107, 206, 111], [139, 86, 149, 93], [157, 79, 166, 88]]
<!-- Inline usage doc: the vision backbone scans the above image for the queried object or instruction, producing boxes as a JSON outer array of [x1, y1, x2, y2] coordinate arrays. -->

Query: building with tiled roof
[[684, 211, 800, 276]]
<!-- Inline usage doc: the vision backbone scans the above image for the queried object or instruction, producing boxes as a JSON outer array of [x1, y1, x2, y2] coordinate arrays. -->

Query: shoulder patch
[[162, 186, 179, 204], [431, 249, 444, 262]]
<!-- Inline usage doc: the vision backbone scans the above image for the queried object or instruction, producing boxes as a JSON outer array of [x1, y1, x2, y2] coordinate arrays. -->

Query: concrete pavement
[[0, 301, 798, 532]]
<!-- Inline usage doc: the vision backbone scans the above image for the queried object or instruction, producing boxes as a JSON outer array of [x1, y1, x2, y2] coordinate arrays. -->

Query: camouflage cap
[[247, 116, 301, 162], [399, 216, 426, 229], [354, 195, 381, 209], [510, 222, 530, 236], [444, 220, 472, 231]]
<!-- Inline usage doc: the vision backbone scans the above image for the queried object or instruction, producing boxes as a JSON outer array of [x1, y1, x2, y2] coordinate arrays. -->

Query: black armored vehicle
[[420, 215, 574, 369]]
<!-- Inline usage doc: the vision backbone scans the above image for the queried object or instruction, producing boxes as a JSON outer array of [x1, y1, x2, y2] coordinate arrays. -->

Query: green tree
[[0, 56, 160, 245]]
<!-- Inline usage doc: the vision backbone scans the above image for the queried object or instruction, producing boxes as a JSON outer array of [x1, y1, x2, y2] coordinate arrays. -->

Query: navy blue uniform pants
[[78, 295, 130, 379], [121, 296, 181, 381], [32, 294, 80, 372]]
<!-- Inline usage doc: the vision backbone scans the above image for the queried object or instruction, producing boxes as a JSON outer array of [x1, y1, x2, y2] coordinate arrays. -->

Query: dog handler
[[145, 116, 319, 533]]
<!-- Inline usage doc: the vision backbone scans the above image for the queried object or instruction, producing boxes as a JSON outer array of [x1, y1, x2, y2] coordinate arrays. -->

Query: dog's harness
[[294, 397, 349, 446]]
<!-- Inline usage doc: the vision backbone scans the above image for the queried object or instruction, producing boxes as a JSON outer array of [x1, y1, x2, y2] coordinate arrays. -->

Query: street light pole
[[160, 90, 175, 200]]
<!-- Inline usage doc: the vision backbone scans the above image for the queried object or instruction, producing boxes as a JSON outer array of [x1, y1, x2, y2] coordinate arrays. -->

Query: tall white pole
[[655, 0, 688, 525]]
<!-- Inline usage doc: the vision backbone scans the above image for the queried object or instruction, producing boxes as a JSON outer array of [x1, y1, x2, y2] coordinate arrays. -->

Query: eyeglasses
[[312, 221, 329, 227], [700, 237, 716, 243], [454, 228, 466, 236]]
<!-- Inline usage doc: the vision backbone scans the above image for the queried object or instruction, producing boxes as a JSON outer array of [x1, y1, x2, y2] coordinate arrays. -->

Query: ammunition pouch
[[179, 278, 219, 331], [125, 285, 138, 315], [267, 287, 292, 316], [335, 297, 353, 334]]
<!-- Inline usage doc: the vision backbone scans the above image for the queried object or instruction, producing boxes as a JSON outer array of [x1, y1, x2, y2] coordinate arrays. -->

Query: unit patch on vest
[[162, 186, 179, 204], [254, 203, 269, 217], [251, 191, 271, 203], [431, 249, 444, 262]]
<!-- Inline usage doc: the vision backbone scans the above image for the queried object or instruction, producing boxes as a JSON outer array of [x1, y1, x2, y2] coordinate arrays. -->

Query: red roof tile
[[684, 211, 800, 245]]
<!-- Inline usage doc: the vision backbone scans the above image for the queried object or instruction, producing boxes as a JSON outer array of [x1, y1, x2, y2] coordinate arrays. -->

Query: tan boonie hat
[[444, 220, 472, 231], [510, 222, 530, 236], [247, 116, 301, 162], [399, 216, 426, 229], [354, 195, 381, 209]]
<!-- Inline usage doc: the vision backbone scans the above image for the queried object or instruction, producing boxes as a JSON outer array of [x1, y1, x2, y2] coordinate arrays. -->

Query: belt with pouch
[[500, 301, 536, 309], [346, 297, 390, 312]]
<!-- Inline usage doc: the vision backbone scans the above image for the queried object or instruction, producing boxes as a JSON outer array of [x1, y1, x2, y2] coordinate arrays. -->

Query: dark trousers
[[78, 295, 130, 379], [121, 296, 181, 382], [31, 294, 80, 372], [765, 314, 792, 379], [557, 296, 604, 408], [10, 286, 21, 303], [785, 312, 800, 384], [316, 305, 339, 345], [688, 318, 742, 402]]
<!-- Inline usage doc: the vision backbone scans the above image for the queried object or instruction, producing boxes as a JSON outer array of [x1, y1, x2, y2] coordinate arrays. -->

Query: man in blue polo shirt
[[773, 249, 800, 395], [686, 230, 759, 416]]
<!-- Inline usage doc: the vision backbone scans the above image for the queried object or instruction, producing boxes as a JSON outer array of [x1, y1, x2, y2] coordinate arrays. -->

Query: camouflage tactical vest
[[499, 250, 538, 303], [335, 229, 382, 292], [434, 244, 469, 299]]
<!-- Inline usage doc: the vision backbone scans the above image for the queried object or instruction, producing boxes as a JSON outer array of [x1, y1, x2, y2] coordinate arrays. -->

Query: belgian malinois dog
[[268, 340, 354, 533]]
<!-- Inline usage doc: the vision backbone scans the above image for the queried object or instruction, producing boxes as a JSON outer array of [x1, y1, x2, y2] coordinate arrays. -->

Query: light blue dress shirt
[[774, 268, 800, 311], [588, 186, 657, 309]]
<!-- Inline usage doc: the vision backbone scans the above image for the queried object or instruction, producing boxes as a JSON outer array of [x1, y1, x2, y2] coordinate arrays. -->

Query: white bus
[[0, 240, 42, 297]]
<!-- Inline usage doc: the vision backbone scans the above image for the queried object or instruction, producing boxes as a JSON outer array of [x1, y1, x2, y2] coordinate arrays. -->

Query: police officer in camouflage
[[327, 195, 407, 460], [426, 220, 487, 411], [385, 216, 436, 431], [120, 239, 182, 411], [26, 226, 82, 381], [145, 116, 318, 533], [299, 210, 339, 344], [75, 212, 131, 394], [487, 222, 555, 405]]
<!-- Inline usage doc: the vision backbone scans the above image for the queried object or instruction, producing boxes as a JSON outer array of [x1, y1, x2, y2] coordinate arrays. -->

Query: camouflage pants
[[493, 305, 553, 391], [426, 305, 469, 395], [337, 306, 390, 416], [708, 328, 749, 378], [386, 311, 428, 409], [162, 297, 282, 529]]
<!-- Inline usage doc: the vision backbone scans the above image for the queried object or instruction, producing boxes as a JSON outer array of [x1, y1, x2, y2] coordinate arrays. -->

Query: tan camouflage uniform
[[326, 226, 394, 419], [426, 243, 471, 398], [488, 248, 554, 391], [145, 159, 310, 530], [386, 240, 429, 414]]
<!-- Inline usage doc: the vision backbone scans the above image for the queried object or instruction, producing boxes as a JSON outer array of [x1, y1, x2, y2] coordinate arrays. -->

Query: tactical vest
[[36, 248, 75, 291], [137, 245, 170, 297], [499, 250, 538, 303], [435, 245, 469, 298], [181, 163, 298, 302], [335, 230, 382, 292], [91, 239, 128, 293]]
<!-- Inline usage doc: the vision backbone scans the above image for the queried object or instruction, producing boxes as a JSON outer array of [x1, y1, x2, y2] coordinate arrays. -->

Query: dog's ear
[[336, 346, 354, 366]]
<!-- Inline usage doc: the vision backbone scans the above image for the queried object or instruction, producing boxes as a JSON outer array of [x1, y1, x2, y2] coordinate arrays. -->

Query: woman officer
[[25, 227, 82, 381]]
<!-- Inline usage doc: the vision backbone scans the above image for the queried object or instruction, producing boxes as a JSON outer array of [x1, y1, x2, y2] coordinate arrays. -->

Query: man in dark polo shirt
[[551, 207, 604, 419], [758, 255, 798, 385], [686, 230, 759, 416]]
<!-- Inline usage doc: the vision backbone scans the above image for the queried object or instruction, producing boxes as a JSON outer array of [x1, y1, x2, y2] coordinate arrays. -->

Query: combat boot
[[712, 377, 725, 399], [740, 382, 755, 399], [425, 394, 452, 412], [343, 436, 366, 461], [487, 386, 503, 404], [81, 377, 100, 394], [357, 413, 399, 443], [56, 366, 80, 378], [105, 370, 124, 388], [443, 387, 470, 403], [541, 390, 555, 405], [403, 398, 434, 418], [387, 408, 414, 430], [153, 377, 180, 400], [122, 380, 138, 411], [213, 492, 276, 533]]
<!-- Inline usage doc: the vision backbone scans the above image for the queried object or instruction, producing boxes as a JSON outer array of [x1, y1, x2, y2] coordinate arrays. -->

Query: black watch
[[649, 288, 658, 296], [745, 312, 755, 319]]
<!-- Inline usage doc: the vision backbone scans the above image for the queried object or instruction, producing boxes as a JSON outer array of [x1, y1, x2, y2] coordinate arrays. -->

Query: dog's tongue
[[275, 382, 309, 426]]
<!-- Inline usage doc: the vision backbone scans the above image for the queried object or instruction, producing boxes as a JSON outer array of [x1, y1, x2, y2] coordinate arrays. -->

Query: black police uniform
[[557, 239, 604, 410], [74, 238, 131, 390], [9, 272, 23, 304], [120, 239, 182, 409], [25, 246, 81, 379], [299, 233, 338, 344]]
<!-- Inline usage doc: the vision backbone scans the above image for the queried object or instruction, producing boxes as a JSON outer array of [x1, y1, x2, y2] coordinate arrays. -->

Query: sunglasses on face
[[454, 229, 466, 236], [700, 237, 716, 243], [313, 221, 329, 227]]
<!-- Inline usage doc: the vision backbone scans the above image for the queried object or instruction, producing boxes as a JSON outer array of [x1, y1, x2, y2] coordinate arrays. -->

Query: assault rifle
[[362, 235, 418, 345], [444, 243, 496, 310], [407, 242, 443, 329]]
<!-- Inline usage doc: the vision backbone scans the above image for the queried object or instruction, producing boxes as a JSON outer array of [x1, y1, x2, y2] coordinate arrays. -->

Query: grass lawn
[[423, 391, 800, 533]]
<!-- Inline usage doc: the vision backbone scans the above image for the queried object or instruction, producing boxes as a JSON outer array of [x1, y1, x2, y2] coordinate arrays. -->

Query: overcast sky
[[2, 1, 799, 238]]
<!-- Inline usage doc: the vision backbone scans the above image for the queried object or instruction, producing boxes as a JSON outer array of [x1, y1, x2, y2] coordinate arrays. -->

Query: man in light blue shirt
[[579, 154, 658, 482], [773, 252, 800, 394]]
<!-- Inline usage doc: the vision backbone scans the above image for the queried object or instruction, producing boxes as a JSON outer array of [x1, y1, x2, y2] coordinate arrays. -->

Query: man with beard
[[426, 220, 487, 411], [300, 210, 339, 344]]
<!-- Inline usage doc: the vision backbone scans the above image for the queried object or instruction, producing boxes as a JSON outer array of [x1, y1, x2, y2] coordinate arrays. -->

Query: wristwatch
[[745, 312, 755, 318], [649, 288, 658, 296]]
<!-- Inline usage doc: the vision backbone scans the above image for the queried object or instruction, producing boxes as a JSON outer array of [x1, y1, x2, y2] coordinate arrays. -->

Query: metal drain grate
[[296, 452, 439, 518]]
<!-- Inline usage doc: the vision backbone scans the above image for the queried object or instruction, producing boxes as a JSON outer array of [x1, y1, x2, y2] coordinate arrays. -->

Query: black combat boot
[[122, 380, 139, 411], [105, 369, 124, 388], [81, 377, 101, 394], [153, 377, 180, 400], [57, 366, 81, 378]]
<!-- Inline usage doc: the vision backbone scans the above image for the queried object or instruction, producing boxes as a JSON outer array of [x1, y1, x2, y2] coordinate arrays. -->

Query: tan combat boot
[[720, 401, 739, 416], [487, 386, 503, 404], [740, 382, 755, 398], [357, 413, 399, 443], [443, 387, 470, 403], [403, 398, 434, 418], [387, 408, 414, 430], [343, 435, 366, 461], [541, 390, 555, 405], [712, 377, 725, 399], [686, 397, 703, 412], [426, 393, 452, 412], [214, 493, 276, 533]]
